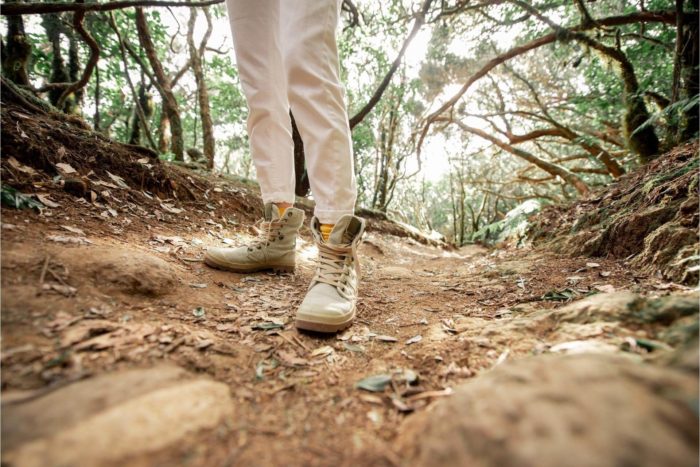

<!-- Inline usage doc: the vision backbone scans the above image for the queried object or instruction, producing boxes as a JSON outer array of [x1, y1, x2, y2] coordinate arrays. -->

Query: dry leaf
[[277, 350, 308, 367], [406, 335, 422, 345], [374, 335, 398, 342], [358, 394, 384, 405], [36, 194, 60, 208], [106, 171, 129, 189], [7, 156, 37, 175], [310, 345, 335, 358], [55, 162, 76, 174], [160, 203, 184, 214], [47, 235, 92, 245], [42, 283, 77, 297], [61, 225, 86, 236]]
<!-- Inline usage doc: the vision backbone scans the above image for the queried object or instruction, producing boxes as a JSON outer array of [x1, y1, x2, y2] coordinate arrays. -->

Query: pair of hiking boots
[[204, 204, 365, 333]]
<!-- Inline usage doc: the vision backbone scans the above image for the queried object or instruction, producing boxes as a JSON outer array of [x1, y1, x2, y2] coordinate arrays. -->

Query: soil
[[529, 141, 699, 285], [1, 87, 698, 466], [2, 163, 698, 465]]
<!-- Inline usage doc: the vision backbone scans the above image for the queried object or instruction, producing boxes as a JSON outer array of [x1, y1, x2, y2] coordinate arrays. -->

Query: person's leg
[[281, 0, 364, 333], [280, 0, 357, 225], [226, 0, 295, 206], [205, 0, 304, 274]]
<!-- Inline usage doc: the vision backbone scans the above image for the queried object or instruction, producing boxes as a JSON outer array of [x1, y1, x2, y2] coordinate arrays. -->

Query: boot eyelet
[[279, 235, 284, 240]]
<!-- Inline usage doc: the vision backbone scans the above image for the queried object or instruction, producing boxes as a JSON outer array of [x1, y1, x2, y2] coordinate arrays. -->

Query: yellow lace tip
[[320, 224, 334, 241], [278, 207, 288, 216]]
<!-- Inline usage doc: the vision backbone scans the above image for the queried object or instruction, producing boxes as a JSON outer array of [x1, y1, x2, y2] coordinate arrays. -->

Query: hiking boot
[[295, 215, 365, 333], [204, 203, 304, 273]]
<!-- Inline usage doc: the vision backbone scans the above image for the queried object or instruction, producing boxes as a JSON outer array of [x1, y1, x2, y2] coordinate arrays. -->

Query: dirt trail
[[1, 177, 698, 466]]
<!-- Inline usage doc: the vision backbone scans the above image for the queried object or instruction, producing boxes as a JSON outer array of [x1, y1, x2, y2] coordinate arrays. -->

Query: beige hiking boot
[[204, 203, 304, 273], [295, 215, 366, 333]]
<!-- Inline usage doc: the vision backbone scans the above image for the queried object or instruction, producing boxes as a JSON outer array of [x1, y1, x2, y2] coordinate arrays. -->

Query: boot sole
[[295, 309, 355, 334], [204, 256, 295, 274]]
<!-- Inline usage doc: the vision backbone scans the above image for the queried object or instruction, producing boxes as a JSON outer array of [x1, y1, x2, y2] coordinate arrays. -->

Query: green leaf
[[355, 374, 392, 392], [542, 288, 578, 302], [1, 186, 43, 210], [252, 322, 284, 331]]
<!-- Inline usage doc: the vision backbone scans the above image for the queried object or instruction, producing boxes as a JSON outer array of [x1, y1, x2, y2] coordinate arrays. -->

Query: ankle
[[320, 224, 334, 241], [275, 202, 293, 216]]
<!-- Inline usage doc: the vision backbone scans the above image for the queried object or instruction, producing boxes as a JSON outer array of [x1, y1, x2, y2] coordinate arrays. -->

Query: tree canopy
[[1, 0, 697, 244]]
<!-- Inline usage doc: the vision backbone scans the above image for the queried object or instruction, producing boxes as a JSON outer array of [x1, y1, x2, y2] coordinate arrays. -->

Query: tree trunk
[[64, 26, 82, 113], [135, 7, 184, 160], [290, 112, 310, 197], [158, 109, 171, 154], [94, 64, 101, 130], [2, 7, 31, 86], [679, 0, 699, 141], [42, 13, 70, 107], [187, 8, 215, 169]]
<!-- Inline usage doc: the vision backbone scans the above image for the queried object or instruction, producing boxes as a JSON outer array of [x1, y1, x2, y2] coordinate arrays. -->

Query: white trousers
[[226, 0, 357, 224]]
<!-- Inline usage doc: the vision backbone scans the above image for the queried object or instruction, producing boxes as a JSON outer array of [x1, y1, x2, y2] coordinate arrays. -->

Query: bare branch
[[415, 8, 677, 156], [448, 118, 590, 195], [56, 6, 100, 109], [1, 0, 225, 16], [349, 0, 433, 129]]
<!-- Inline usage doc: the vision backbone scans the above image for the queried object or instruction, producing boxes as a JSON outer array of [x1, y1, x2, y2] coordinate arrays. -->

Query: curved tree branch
[[415, 8, 677, 156], [349, 0, 433, 129], [1, 0, 225, 16], [56, 5, 100, 109], [448, 118, 590, 195]]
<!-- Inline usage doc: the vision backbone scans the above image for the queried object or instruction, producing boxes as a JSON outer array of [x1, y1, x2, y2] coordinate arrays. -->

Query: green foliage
[[0, 0, 693, 244], [1, 185, 44, 210]]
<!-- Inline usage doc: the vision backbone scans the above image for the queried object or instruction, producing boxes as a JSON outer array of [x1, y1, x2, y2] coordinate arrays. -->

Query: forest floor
[[2, 159, 698, 466], [1, 89, 698, 467]]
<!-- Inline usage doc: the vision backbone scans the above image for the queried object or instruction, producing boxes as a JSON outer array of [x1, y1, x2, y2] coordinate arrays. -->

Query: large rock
[[397, 354, 698, 467], [2, 365, 234, 467], [56, 245, 180, 296]]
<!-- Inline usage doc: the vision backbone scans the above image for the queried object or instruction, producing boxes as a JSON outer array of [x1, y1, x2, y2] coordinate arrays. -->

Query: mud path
[[1, 196, 696, 466]]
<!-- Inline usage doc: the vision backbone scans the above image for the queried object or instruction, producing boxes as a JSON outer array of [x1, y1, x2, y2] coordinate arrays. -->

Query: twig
[[47, 266, 69, 286], [39, 255, 50, 286]]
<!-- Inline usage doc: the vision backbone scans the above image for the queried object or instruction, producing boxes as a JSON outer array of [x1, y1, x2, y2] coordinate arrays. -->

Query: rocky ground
[[2, 161, 698, 466], [1, 86, 698, 466]]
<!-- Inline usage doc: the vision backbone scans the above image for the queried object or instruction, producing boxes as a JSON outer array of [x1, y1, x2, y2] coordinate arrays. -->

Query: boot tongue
[[264, 203, 283, 222], [327, 216, 362, 245]]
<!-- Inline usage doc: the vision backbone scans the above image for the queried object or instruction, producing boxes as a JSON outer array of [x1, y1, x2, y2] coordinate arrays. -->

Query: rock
[[631, 223, 699, 285], [2, 365, 234, 466], [55, 245, 180, 296], [627, 294, 699, 325], [63, 177, 89, 198], [397, 354, 698, 467], [552, 291, 642, 324]]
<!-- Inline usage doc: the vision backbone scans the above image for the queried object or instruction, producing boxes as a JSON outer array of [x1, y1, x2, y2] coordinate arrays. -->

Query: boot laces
[[313, 241, 359, 298], [248, 219, 284, 251]]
